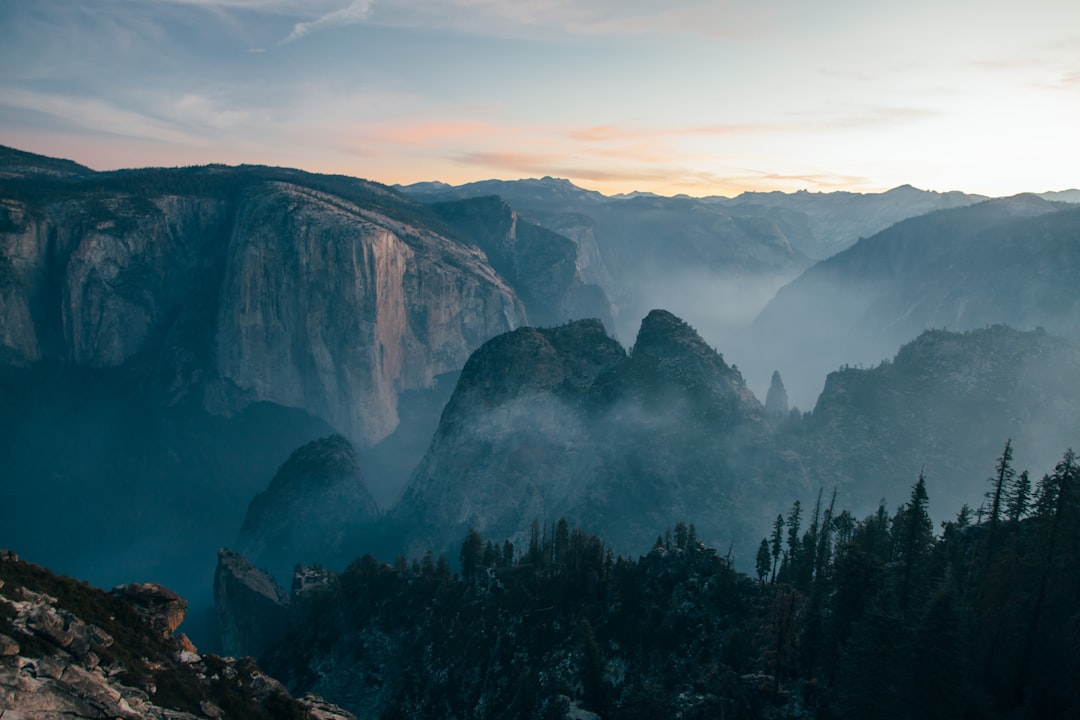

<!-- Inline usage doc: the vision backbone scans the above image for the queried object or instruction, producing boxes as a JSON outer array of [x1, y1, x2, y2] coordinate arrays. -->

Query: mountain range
[[2, 144, 1079, 652]]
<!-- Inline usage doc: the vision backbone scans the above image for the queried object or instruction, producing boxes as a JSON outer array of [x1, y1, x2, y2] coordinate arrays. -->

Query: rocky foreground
[[0, 549, 353, 719]]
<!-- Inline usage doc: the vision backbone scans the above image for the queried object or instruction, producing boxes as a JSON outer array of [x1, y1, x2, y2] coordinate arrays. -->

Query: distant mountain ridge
[[746, 194, 1080, 407], [401, 176, 815, 343]]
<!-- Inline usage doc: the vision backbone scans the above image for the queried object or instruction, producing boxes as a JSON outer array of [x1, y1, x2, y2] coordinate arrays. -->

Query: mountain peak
[[632, 309, 723, 364]]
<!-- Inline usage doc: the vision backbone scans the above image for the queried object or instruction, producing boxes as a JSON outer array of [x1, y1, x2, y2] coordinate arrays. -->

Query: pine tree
[[985, 439, 1015, 564], [1004, 469, 1031, 524], [770, 513, 784, 584], [460, 528, 484, 583], [895, 473, 933, 610], [756, 538, 772, 585], [786, 500, 802, 569]]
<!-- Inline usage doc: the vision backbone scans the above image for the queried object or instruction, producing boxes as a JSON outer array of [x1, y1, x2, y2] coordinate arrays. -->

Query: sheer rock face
[[765, 371, 789, 418], [429, 196, 615, 331], [213, 548, 290, 660], [238, 434, 380, 583], [395, 311, 780, 560], [0, 163, 532, 447], [205, 183, 527, 445]]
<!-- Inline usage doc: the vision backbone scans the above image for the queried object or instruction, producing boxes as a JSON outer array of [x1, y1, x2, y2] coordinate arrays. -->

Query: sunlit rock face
[[206, 181, 527, 445], [0, 151, 544, 448]]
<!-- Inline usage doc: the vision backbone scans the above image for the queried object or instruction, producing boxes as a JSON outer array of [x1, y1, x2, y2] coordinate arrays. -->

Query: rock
[[395, 310, 777, 559], [1, 546, 339, 719], [199, 700, 224, 718], [300, 694, 360, 720], [395, 318, 627, 554], [0, 633, 19, 656], [765, 370, 789, 418], [0, 161, 539, 450], [238, 434, 380, 583], [19, 604, 95, 658], [214, 548, 290, 659], [177, 632, 198, 653], [429, 196, 615, 331], [110, 582, 187, 637]]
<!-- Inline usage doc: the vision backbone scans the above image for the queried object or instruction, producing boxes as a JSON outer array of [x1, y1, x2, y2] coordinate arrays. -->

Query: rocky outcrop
[[1, 549, 350, 719], [238, 435, 380, 583], [765, 371, 789, 417], [395, 310, 786, 561], [214, 548, 291, 660], [110, 582, 188, 638], [394, 319, 627, 554]]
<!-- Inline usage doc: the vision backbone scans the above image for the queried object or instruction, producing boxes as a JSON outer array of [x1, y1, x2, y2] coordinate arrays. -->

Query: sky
[[1, 0, 1078, 197]]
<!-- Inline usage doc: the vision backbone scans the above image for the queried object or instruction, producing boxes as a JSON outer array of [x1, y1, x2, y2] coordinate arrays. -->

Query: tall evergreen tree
[[985, 439, 1015, 565], [786, 501, 802, 567], [770, 514, 784, 584], [895, 473, 933, 610], [756, 538, 772, 585], [460, 528, 484, 583], [1004, 470, 1031, 524]]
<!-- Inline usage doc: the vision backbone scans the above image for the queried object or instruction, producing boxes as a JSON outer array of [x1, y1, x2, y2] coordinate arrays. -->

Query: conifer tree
[[786, 500, 802, 568], [985, 439, 1015, 564], [895, 473, 933, 610], [460, 528, 484, 583], [1004, 470, 1031, 524], [770, 514, 784, 584], [756, 538, 772, 585]]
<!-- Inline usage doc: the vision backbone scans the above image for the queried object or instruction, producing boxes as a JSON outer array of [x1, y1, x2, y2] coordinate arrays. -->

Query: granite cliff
[[0, 149, 543, 446]]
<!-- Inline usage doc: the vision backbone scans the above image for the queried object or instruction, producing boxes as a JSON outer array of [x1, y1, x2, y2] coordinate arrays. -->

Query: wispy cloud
[[788, 104, 940, 133], [0, 87, 207, 147], [566, 123, 763, 142], [279, 0, 374, 44]]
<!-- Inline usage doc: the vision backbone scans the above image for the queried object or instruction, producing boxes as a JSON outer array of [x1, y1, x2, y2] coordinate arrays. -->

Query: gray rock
[[213, 548, 290, 659]]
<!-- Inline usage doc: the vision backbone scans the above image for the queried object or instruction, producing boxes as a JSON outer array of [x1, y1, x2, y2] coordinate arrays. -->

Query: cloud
[[279, 0, 374, 44], [0, 87, 206, 147], [566, 123, 763, 143], [789, 104, 940, 132]]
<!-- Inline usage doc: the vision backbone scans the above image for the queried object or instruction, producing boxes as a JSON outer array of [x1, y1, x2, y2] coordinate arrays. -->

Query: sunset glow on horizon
[[2, 0, 1077, 198]]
